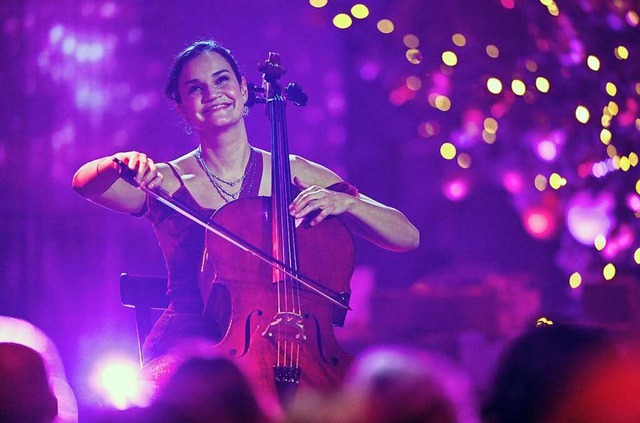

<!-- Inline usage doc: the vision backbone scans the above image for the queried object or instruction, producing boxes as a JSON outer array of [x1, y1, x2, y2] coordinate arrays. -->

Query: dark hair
[[165, 40, 243, 104], [481, 324, 615, 423]]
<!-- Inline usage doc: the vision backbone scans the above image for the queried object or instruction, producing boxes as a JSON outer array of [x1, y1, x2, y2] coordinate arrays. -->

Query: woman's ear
[[241, 77, 249, 103], [173, 101, 188, 121]]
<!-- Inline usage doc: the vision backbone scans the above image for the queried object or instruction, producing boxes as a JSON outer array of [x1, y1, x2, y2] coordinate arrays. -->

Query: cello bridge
[[262, 311, 306, 341]]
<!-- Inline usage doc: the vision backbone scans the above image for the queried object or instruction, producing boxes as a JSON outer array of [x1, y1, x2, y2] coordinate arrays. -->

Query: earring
[[183, 121, 194, 135], [243, 105, 249, 117]]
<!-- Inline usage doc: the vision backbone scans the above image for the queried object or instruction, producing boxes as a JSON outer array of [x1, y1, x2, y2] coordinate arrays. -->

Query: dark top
[[143, 150, 263, 312], [138, 151, 262, 364]]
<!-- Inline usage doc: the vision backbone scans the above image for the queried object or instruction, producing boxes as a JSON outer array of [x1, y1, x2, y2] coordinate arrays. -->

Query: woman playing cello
[[72, 40, 419, 407]]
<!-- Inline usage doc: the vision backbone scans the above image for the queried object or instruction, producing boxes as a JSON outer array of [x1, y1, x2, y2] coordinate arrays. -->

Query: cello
[[200, 52, 355, 405]]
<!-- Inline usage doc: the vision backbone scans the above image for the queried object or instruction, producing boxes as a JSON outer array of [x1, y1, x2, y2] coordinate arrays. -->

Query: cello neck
[[261, 52, 300, 273]]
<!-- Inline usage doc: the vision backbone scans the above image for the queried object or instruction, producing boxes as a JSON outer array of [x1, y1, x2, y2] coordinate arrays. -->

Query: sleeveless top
[[140, 149, 263, 313]]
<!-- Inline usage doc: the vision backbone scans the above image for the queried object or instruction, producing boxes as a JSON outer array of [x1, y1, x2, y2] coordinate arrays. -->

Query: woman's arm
[[289, 156, 420, 252], [71, 151, 164, 214]]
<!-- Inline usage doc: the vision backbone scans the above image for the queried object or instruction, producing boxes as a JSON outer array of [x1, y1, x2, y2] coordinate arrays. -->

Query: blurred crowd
[[3, 317, 640, 423]]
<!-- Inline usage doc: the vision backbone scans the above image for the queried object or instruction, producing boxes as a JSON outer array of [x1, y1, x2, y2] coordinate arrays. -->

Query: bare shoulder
[[159, 151, 197, 190], [289, 154, 343, 187]]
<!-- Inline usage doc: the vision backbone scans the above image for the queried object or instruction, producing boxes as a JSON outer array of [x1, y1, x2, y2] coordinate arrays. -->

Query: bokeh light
[[487, 77, 503, 94], [587, 55, 601, 71], [452, 33, 466, 47], [333, 13, 353, 29], [575, 105, 590, 123], [440, 142, 457, 159], [569, 272, 582, 289], [309, 0, 328, 8], [351, 4, 369, 19], [442, 51, 458, 66], [377, 19, 395, 34], [603, 263, 616, 280], [91, 355, 150, 410]]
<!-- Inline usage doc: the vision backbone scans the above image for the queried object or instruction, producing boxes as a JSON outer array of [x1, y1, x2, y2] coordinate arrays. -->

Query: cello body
[[199, 196, 355, 403]]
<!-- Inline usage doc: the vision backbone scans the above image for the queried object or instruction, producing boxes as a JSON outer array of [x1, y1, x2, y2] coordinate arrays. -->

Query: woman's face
[[176, 51, 248, 132]]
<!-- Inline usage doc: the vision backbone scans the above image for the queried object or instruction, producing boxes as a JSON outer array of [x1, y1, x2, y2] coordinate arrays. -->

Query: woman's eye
[[215, 76, 229, 85], [188, 85, 202, 94]]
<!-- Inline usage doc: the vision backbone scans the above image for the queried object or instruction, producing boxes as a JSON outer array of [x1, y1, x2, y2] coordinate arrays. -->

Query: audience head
[[342, 345, 476, 423], [0, 342, 58, 423], [151, 354, 269, 423], [481, 323, 616, 423]]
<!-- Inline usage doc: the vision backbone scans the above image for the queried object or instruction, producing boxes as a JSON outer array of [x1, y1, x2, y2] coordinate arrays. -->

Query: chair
[[119, 273, 169, 366]]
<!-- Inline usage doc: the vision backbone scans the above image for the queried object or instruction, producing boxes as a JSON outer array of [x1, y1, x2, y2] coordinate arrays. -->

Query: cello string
[[277, 96, 303, 368]]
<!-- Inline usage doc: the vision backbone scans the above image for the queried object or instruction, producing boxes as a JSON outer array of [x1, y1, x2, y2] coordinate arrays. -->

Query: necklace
[[194, 146, 258, 203]]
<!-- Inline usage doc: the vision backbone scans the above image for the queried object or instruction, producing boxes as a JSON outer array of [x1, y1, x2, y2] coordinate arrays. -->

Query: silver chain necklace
[[194, 146, 257, 203]]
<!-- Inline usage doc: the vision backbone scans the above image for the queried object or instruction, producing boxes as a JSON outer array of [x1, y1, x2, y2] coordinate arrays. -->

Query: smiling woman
[[71, 39, 419, 411]]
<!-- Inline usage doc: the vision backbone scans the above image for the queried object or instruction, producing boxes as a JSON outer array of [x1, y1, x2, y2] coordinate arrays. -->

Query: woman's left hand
[[289, 177, 356, 226]]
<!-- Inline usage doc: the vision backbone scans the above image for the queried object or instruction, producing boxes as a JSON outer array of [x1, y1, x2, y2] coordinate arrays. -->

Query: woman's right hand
[[111, 151, 164, 190]]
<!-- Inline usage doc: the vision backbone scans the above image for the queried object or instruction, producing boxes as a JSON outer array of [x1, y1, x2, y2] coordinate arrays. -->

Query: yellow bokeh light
[[406, 49, 423, 64], [309, 0, 328, 8], [536, 317, 554, 327], [486, 44, 499, 58], [605, 82, 617, 96], [635, 247, 640, 264], [487, 77, 503, 94], [549, 172, 566, 189], [435, 95, 452, 111], [452, 33, 466, 47], [587, 55, 601, 71], [636, 83, 640, 95], [615, 45, 629, 60], [575, 105, 590, 123], [569, 272, 582, 289], [377, 19, 395, 34], [607, 101, 619, 116], [535, 76, 550, 93], [403, 34, 420, 48], [603, 263, 616, 281], [333, 13, 353, 29], [629, 152, 638, 166], [594, 234, 606, 251], [484, 117, 498, 134], [607, 144, 617, 158], [636, 179, 640, 194], [636, 117, 640, 131], [600, 128, 612, 145], [534, 174, 548, 191], [440, 142, 457, 160], [511, 79, 526, 96], [482, 130, 497, 144], [620, 156, 631, 171], [602, 114, 612, 128], [351, 4, 370, 19], [406, 76, 422, 91], [442, 51, 458, 66]]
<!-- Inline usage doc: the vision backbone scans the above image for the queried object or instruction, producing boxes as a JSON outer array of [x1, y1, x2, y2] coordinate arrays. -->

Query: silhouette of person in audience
[[285, 345, 477, 423], [481, 323, 617, 423], [0, 342, 58, 423]]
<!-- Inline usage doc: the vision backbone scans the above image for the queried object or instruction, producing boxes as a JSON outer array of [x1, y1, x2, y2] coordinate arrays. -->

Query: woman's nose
[[202, 84, 219, 102]]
